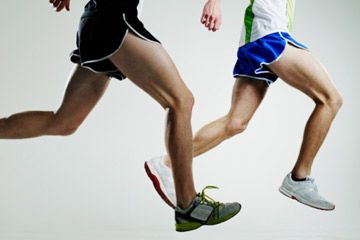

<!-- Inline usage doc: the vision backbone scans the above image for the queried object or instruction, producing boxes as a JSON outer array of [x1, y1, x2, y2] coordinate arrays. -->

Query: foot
[[279, 173, 335, 211], [145, 156, 176, 208], [175, 186, 241, 232]]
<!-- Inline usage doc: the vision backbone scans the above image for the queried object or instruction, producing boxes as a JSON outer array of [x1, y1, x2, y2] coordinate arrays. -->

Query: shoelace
[[198, 186, 221, 208]]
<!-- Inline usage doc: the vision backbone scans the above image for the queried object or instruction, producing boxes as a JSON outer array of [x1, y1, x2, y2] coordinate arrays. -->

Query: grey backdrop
[[0, 0, 359, 239]]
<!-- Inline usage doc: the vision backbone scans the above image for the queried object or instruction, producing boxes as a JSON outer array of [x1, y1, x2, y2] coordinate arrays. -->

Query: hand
[[200, 0, 222, 32], [49, 0, 70, 12]]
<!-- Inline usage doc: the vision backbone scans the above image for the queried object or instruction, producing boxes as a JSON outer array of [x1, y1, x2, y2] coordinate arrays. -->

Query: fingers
[[50, 0, 70, 12], [200, 0, 222, 31], [201, 13, 208, 24], [201, 13, 214, 30], [52, 0, 61, 8], [56, 2, 66, 12], [201, 9, 221, 31], [213, 18, 222, 32], [209, 16, 215, 30], [202, 14, 221, 32], [65, 0, 70, 11]]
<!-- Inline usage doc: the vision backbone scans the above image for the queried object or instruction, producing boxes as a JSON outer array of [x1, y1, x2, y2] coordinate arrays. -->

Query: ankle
[[177, 193, 197, 209], [164, 155, 172, 168], [291, 170, 310, 180], [291, 174, 307, 182]]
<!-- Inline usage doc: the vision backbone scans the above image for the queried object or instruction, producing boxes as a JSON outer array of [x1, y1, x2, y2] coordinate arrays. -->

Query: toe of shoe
[[317, 200, 335, 210], [222, 202, 242, 216], [305, 198, 335, 210]]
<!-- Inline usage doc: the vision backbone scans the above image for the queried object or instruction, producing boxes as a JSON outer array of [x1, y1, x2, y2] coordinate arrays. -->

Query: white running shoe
[[279, 173, 335, 211], [145, 156, 176, 208]]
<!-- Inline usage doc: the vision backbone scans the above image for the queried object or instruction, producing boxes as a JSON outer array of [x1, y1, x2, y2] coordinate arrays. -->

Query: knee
[[330, 92, 343, 112], [316, 91, 343, 114], [225, 115, 248, 137], [56, 125, 79, 136], [48, 114, 81, 136], [168, 90, 195, 113]]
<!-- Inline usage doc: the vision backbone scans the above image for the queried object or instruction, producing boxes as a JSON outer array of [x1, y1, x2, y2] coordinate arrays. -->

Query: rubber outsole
[[144, 162, 176, 209], [175, 222, 202, 232], [279, 187, 335, 211]]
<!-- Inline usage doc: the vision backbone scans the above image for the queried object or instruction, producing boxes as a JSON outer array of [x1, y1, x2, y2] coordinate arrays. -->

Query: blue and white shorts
[[233, 32, 307, 85]]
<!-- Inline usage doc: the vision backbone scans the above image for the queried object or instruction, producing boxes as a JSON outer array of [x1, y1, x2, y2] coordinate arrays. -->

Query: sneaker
[[175, 186, 241, 232], [279, 173, 335, 211], [145, 156, 176, 208]]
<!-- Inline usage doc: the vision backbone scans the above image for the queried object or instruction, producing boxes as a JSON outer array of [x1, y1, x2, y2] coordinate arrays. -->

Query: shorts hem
[[233, 74, 273, 86], [72, 13, 161, 79], [233, 32, 307, 85], [123, 14, 160, 45], [81, 29, 129, 66], [255, 32, 307, 75]]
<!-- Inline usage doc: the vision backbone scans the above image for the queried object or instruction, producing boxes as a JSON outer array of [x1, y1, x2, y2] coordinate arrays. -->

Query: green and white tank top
[[240, 0, 296, 46]]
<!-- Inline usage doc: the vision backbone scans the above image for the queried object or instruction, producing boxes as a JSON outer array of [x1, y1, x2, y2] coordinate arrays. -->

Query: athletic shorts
[[233, 32, 307, 85], [70, 0, 160, 80]]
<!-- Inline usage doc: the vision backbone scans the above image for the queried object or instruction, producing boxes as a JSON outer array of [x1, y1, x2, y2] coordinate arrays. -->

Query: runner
[[146, 0, 342, 211], [0, 0, 241, 231]]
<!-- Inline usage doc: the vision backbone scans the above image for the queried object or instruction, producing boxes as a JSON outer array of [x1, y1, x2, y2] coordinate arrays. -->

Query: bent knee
[[315, 91, 343, 113], [225, 116, 248, 137], [330, 92, 343, 111], [168, 90, 195, 112], [48, 114, 81, 136], [56, 125, 79, 136]]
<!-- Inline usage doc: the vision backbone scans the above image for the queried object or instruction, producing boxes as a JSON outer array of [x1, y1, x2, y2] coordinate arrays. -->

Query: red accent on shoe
[[144, 162, 176, 209], [279, 191, 335, 211]]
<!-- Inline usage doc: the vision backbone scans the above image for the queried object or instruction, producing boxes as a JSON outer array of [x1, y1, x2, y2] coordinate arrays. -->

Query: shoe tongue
[[306, 176, 315, 182]]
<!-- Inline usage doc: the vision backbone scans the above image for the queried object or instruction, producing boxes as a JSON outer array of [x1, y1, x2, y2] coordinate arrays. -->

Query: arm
[[200, 0, 222, 32], [49, 0, 70, 12]]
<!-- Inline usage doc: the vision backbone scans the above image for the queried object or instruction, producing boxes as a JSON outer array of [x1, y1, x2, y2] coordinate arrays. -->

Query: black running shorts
[[70, 0, 160, 80]]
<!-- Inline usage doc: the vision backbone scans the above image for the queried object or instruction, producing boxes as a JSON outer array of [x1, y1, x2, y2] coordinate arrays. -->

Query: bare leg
[[269, 44, 343, 178], [193, 78, 268, 157], [164, 77, 268, 167], [0, 65, 109, 139], [109, 33, 196, 208]]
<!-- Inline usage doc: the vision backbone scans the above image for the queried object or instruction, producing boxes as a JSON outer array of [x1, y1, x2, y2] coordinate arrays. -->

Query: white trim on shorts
[[70, 52, 122, 75], [80, 14, 160, 69], [81, 29, 129, 65], [233, 73, 273, 86], [122, 14, 160, 45], [253, 32, 308, 76]]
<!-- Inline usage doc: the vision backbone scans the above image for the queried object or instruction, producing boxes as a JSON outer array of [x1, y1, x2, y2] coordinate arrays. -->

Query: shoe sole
[[175, 222, 203, 232], [175, 204, 242, 232], [279, 187, 335, 211], [144, 161, 176, 209]]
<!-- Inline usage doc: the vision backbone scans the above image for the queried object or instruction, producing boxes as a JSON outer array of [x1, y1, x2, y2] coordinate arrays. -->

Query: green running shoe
[[175, 186, 241, 232]]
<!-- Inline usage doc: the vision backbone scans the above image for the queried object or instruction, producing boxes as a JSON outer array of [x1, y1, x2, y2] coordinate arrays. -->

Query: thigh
[[268, 44, 339, 101], [54, 65, 110, 125], [109, 33, 192, 108], [229, 77, 268, 121]]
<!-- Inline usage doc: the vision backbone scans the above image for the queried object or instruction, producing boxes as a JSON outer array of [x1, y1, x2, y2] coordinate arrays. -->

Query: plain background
[[0, 0, 359, 239]]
